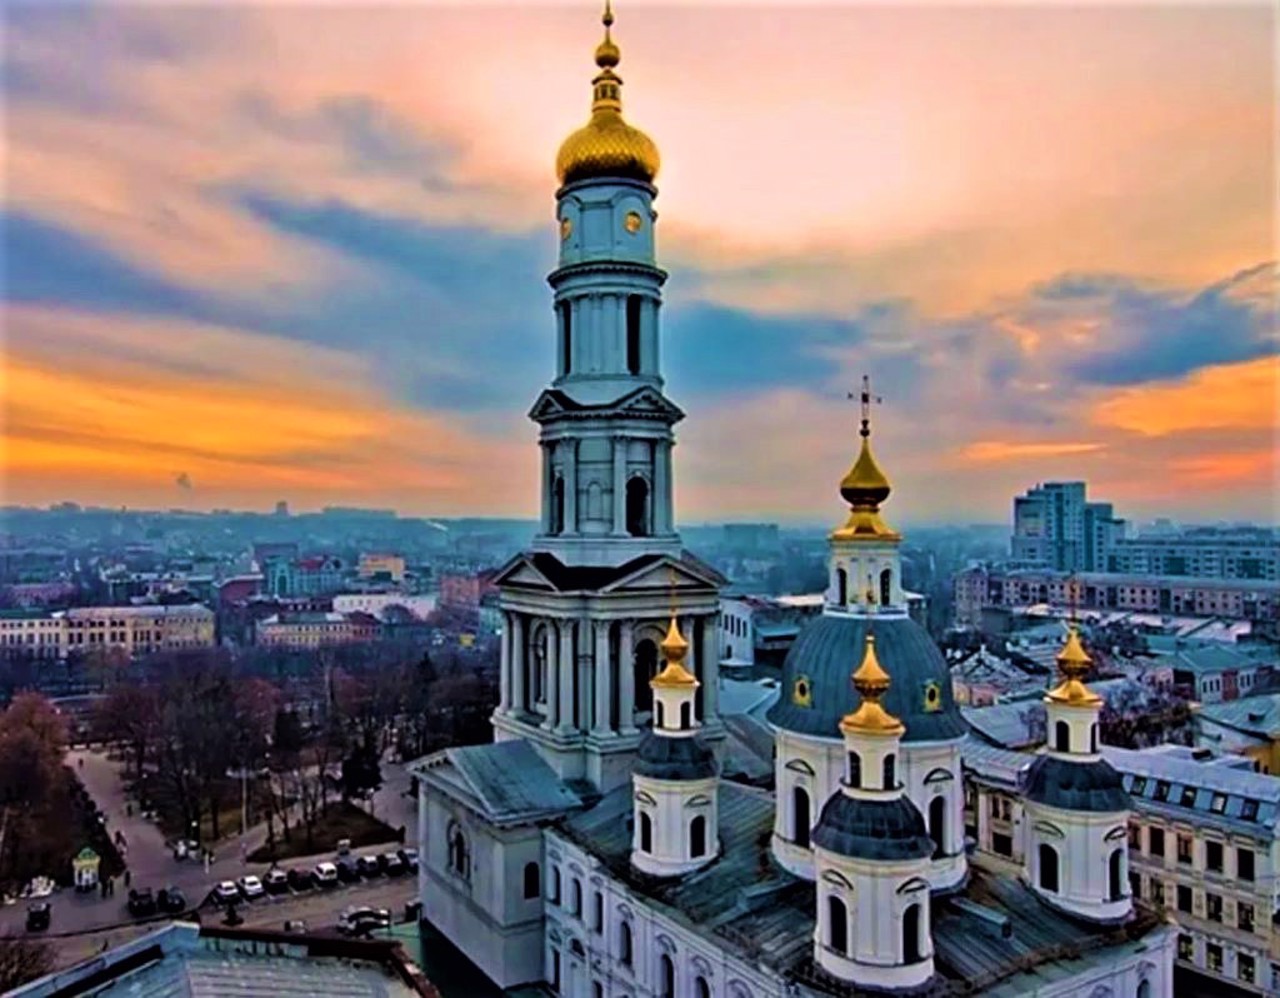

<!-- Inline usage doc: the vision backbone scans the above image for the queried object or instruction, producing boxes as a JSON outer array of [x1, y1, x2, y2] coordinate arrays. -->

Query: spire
[[1044, 624, 1101, 706], [652, 615, 698, 689], [840, 633, 904, 736], [833, 376, 899, 541]]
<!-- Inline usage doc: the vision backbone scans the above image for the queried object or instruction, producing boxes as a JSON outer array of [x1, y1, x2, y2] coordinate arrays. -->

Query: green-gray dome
[[766, 614, 965, 743]]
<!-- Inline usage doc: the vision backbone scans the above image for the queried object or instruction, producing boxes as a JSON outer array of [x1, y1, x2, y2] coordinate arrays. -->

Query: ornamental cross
[[847, 374, 883, 439]]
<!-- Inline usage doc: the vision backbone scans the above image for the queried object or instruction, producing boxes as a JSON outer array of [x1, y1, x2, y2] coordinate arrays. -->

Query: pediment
[[490, 553, 556, 590], [601, 552, 724, 594]]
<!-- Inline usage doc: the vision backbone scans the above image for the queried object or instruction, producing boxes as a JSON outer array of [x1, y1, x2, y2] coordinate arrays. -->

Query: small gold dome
[[1045, 625, 1102, 707], [556, 2, 660, 185], [652, 615, 698, 689], [840, 634, 905, 737], [840, 435, 892, 508]]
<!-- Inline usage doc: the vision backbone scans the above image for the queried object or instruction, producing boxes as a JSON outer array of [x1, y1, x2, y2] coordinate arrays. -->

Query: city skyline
[[4, 2, 1275, 523]]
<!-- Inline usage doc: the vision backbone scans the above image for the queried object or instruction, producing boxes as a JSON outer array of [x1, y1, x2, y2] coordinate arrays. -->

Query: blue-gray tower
[[491, 1, 725, 792]]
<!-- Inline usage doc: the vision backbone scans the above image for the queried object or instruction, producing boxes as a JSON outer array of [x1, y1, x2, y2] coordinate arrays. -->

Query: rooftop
[[1196, 693, 1280, 738], [412, 740, 583, 826]]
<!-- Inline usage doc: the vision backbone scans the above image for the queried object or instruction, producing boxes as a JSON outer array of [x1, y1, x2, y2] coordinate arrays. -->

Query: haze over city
[[4, 2, 1275, 522]]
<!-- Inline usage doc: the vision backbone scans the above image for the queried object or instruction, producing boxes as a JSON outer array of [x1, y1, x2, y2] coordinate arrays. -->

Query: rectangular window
[[1238, 847, 1255, 882], [1210, 793, 1227, 814], [1239, 954, 1255, 985], [552, 951, 561, 991], [1151, 879, 1164, 907], [1131, 776, 1147, 795], [1206, 893, 1222, 922], [1129, 872, 1141, 899], [1206, 943, 1223, 974], [1179, 786, 1197, 808], [1149, 827, 1165, 857], [1154, 781, 1171, 802], [593, 891, 603, 933], [1128, 823, 1141, 849], [1239, 901, 1255, 933], [992, 832, 1013, 858], [1206, 841, 1224, 873], [1177, 885, 1192, 913], [1177, 835, 1193, 864], [1177, 934, 1194, 962], [1241, 798, 1259, 821]]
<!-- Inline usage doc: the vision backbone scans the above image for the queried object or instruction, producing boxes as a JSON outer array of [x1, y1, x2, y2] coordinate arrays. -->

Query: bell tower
[[491, 2, 725, 792]]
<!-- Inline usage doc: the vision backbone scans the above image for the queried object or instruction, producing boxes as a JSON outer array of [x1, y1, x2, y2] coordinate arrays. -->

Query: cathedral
[[411, 6, 1176, 995]]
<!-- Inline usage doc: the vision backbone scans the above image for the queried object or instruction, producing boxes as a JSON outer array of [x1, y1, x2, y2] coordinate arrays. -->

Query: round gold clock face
[[560, 217, 573, 241], [624, 211, 643, 234]]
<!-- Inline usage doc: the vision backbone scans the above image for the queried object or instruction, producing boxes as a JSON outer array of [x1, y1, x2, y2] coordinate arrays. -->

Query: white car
[[212, 881, 240, 905], [313, 862, 339, 888], [237, 875, 265, 900]]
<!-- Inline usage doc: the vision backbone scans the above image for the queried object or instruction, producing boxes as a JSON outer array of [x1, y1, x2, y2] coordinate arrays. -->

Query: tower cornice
[[548, 260, 669, 288]]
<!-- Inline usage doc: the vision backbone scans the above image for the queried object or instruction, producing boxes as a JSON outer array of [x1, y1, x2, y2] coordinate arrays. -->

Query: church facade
[[411, 6, 1176, 996]]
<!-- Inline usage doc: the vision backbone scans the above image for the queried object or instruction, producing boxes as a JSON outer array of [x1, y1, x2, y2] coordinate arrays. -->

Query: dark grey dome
[[635, 732, 718, 781], [812, 793, 934, 861], [766, 614, 965, 742], [1025, 756, 1129, 813]]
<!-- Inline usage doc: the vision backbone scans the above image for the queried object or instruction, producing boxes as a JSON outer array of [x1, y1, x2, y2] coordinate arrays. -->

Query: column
[[612, 435, 628, 535], [564, 440, 578, 535], [685, 616, 700, 720], [544, 620, 560, 731], [497, 611, 511, 715], [557, 619, 575, 733], [653, 440, 669, 535], [511, 613, 525, 714], [579, 632, 593, 734], [541, 443, 553, 533], [618, 619, 636, 734], [593, 620, 613, 736], [700, 614, 719, 724]]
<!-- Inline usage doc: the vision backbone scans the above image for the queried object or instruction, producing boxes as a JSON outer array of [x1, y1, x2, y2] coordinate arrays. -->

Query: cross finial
[[847, 374, 883, 439]]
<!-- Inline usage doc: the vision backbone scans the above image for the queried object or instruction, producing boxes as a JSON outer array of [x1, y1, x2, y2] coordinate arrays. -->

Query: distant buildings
[[1107, 527, 1279, 581], [251, 543, 346, 598], [1011, 481, 1126, 572], [256, 610, 381, 649], [358, 552, 407, 583], [0, 603, 215, 659], [717, 593, 823, 674], [438, 569, 498, 612], [1194, 694, 1280, 773], [333, 592, 437, 621]]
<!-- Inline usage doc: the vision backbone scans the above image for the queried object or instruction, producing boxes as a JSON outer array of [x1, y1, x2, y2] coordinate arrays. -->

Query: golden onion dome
[[556, 2, 660, 186], [831, 400, 900, 542], [1045, 625, 1102, 707], [651, 615, 698, 689], [840, 634, 905, 737]]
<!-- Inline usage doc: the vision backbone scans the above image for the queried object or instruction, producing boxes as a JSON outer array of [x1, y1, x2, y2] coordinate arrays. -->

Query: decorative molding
[[785, 758, 817, 776], [1033, 820, 1065, 840], [923, 767, 954, 784]]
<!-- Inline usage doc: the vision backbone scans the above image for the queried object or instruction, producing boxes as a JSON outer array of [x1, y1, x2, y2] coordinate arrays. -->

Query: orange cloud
[[958, 441, 1106, 464], [1091, 356, 1279, 437]]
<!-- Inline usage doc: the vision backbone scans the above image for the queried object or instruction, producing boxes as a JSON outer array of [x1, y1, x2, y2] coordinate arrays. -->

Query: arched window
[[827, 895, 848, 954], [903, 903, 923, 963], [655, 701, 665, 729], [586, 480, 603, 521], [929, 796, 946, 859], [571, 878, 582, 917], [695, 976, 711, 998], [1055, 720, 1070, 753], [550, 866, 561, 904], [880, 567, 892, 607], [836, 567, 848, 605], [551, 477, 565, 536], [1137, 980, 1151, 998], [626, 476, 650, 537], [691, 815, 707, 858], [634, 639, 658, 713], [626, 295, 642, 375], [447, 822, 469, 880], [680, 702, 691, 730], [559, 301, 572, 376], [619, 921, 633, 966], [640, 812, 653, 853], [793, 785, 811, 847], [523, 861, 540, 899], [1091, 723, 1098, 753], [883, 754, 896, 790], [1039, 843, 1059, 893], [847, 751, 861, 788], [533, 625, 549, 704], [1109, 848, 1124, 901], [659, 954, 675, 998]]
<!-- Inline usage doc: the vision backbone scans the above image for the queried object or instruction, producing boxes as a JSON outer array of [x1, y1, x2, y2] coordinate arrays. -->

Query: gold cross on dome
[[847, 374, 883, 439]]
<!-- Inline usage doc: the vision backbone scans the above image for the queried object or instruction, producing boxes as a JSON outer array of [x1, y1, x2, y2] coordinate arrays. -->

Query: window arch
[[827, 894, 848, 954], [1091, 723, 1098, 753], [1109, 848, 1124, 901], [550, 865, 561, 904], [695, 976, 711, 998], [880, 567, 892, 607], [836, 567, 848, 605], [570, 878, 582, 917], [626, 295, 642, 375], [659, 953, 675, 998], [793, 785, 811, 847], [847, 750, 861, 788], [928, 796, 946, 859], [1055, 720, 1070, 753], [1039, 843, 1059, 893], [680, 702, 691, 730], [446, 821, 469, 880], [559, 301, 572, 376], [655, 701, 665, 729], [634, 638, 658, 713], [691, 815, 707, 858], [883, 754, 896, 790], [626, 476, 650, 537], [640, 811, 653, 853], [523, 861, 540, 900], [619, 920, 633, 966], [551, 477, 565, 536], [1136, 980, 1151, 998], [903, 903, 924, 963]]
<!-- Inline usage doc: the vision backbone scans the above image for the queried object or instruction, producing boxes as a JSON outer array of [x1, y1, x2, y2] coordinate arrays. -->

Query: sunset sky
[[3, 1, 1276, 525]]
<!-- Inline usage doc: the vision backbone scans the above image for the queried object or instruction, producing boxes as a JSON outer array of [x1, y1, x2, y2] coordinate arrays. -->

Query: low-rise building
[[438, 569, 498, 612], [333, 592, 437, 621], [256, 611, 381, 649], [1164, 643, 1276, 704], [358, 552, 407, 583], [1195, 693, 1280, 775], [1, 604, 216, 659]]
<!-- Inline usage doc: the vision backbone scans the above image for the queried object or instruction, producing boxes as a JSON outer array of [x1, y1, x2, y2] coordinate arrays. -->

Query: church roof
[[493, 549, 726, 595], [811, 794, 933, 861], [414, 741, 582, 825], [554, 781, 1165, 996], [634, 730, 718, 780], [1024, 755, 1129, 813]]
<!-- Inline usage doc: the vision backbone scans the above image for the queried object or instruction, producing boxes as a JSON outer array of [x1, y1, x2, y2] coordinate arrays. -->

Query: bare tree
[[0, 935, 54, 991]]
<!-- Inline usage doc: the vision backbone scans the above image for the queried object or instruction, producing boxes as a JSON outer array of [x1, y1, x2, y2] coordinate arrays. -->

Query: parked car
[[212, 881, 241, 906], [283, 919, 309, 934], [264, 868, 289, 895], [336, 905, 391, 936], [313, 862, 339, 889], [237, 875, 265, 901], [336, 838, 352, 857], [397, 847, 418, 873], [335, 857, 360, 883], [355, 854, 381, 878], [25, 902, 51, 932], [128, 888, 157, 917], [157, 887, 186, 914], [287, 867, 314, 891], [379, 852, 406, 877]]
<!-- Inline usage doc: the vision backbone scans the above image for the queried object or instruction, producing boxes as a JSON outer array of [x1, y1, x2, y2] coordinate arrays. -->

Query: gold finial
[[832, 375, 899, 542], [840, 633, 904, 736], [1045, 624, 1101, 707], [596, 0, 620, 69], [652, 614, 698, 689]]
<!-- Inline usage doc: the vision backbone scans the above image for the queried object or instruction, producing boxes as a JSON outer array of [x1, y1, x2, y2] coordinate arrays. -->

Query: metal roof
[[1196, 693, 1280, 737], [444, 741, 582, 822]]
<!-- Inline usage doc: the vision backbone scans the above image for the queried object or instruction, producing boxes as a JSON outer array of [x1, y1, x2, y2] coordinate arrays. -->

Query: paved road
[[0, 749, 419, 938]]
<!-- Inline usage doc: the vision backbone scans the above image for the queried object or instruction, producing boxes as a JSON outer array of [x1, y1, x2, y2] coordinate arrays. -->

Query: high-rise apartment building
[[1011, 481, 1127, 572]]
